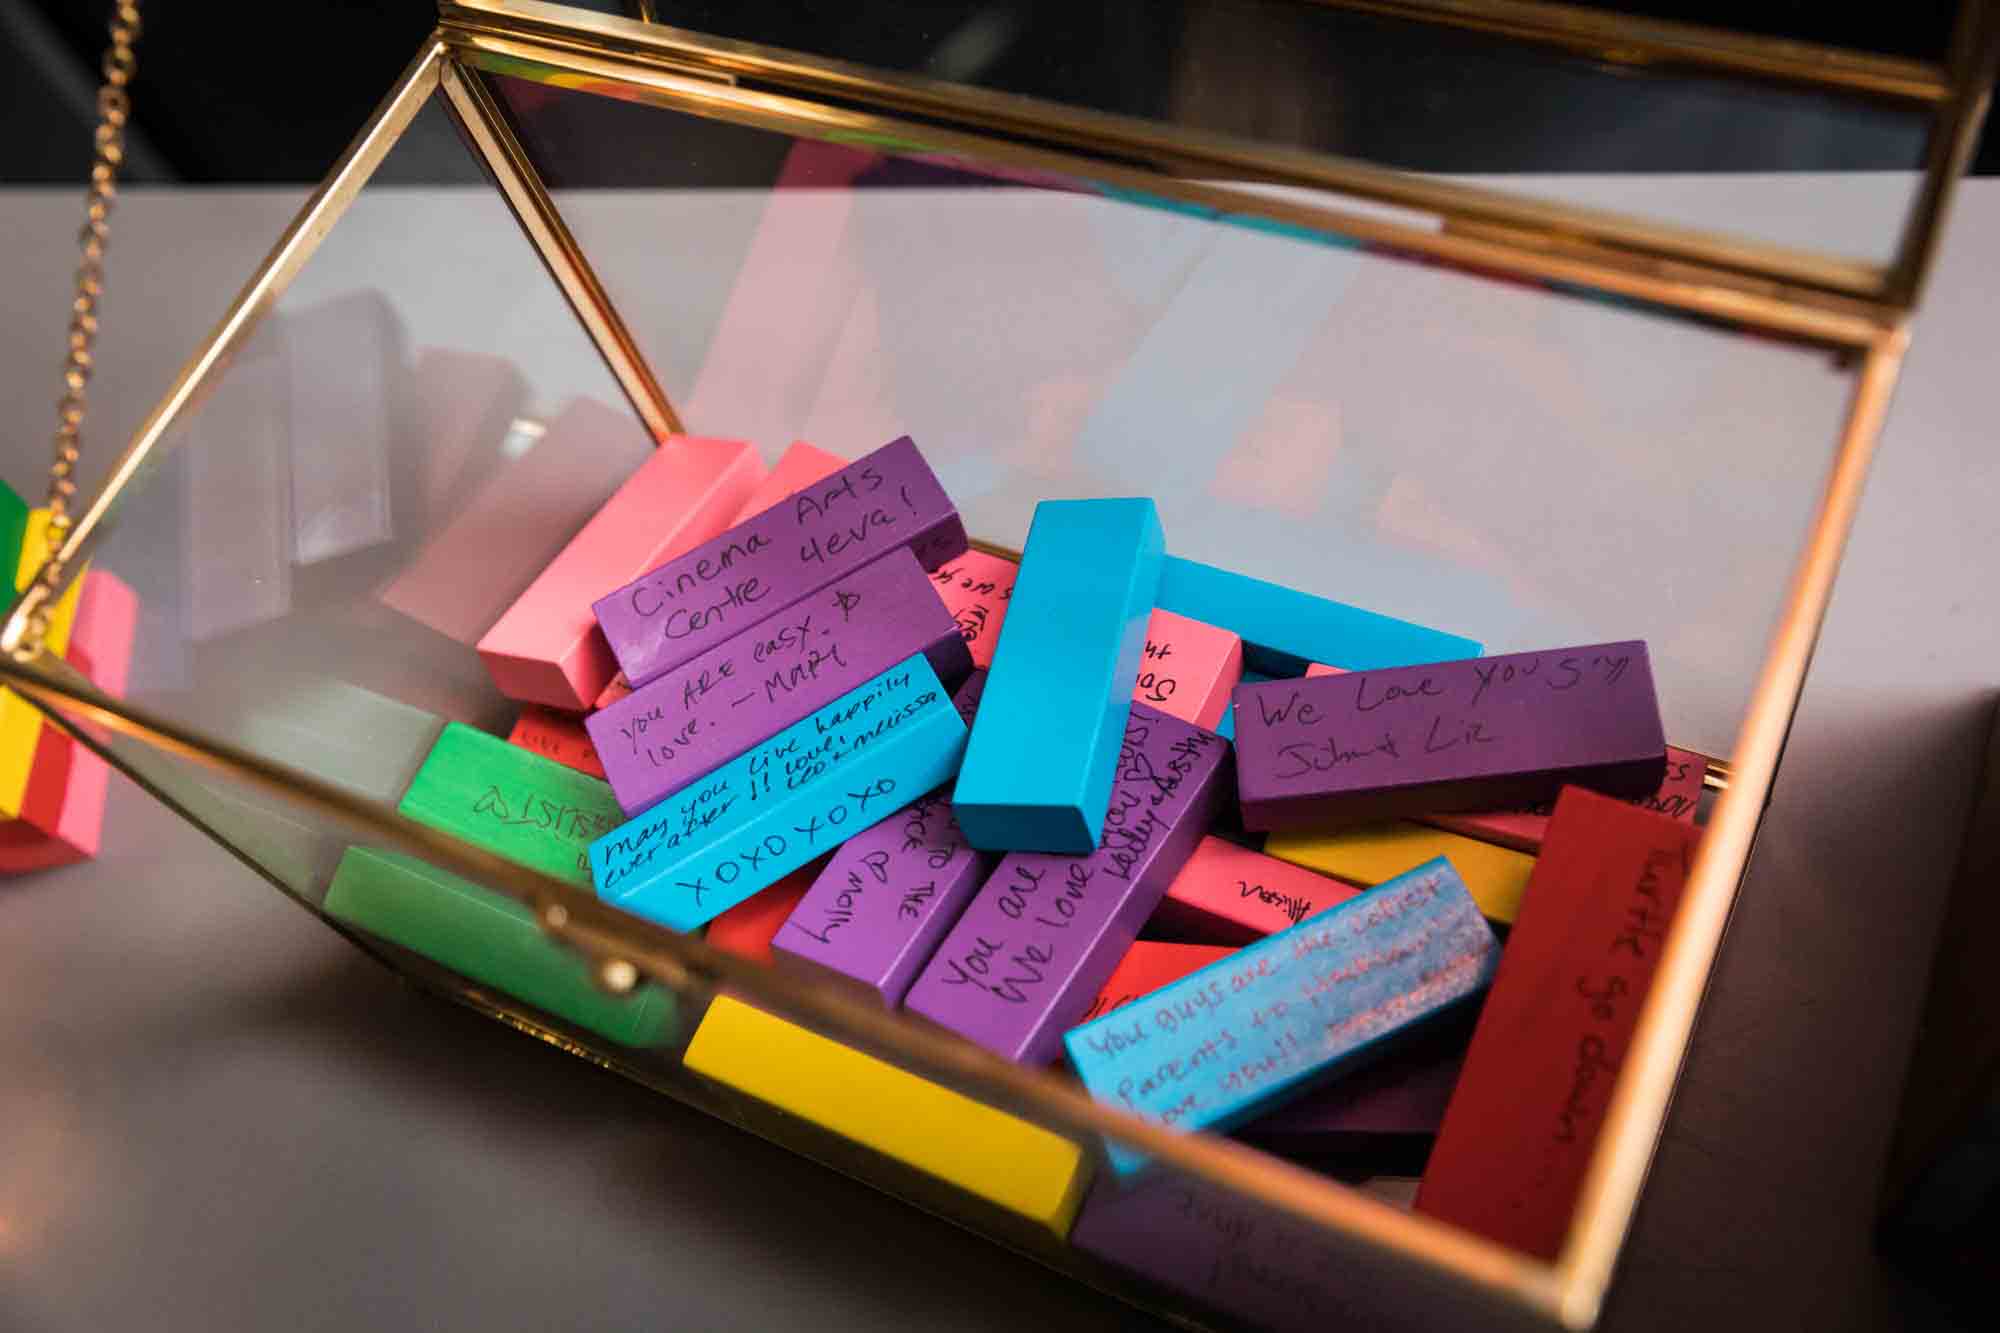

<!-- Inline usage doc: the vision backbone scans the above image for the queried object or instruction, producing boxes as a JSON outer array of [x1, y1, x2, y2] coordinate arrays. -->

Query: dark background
[[3, 0, 1994, 187]]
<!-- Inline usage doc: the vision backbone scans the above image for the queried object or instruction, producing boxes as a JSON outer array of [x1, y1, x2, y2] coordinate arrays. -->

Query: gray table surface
[[2, 173, 1994, 1331]]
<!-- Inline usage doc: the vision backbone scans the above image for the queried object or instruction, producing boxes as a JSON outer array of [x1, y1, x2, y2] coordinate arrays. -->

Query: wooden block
[[729, 441, 848, 523], [586, 548, 971, 818], [507, 706, 606, 780], [1155, 836, 1362, 945], [953, 499, 1164, 852], [929, 548, 1018, 670], [324, 846, 677, 1047], [1156, 556, 1479, 676], [684, 996, 1088, 1236], [1415, 788, 1698, 1259], [1233, 641, 1667, 832], [1076, 942, 1234, 1027], [380, 397, 652, 646], [1263, 822, 1538, 924], [478, 435, 764, 710], [589, 656, 968, 931], [0, 572, 139, 871], [1, 510, 86, 819], [1135, 610, 1243, 731], [593, 435, 967, 688], [1065, 858, 1496, 1174], [906, 706, 1230, 1064], [703, 859, 825, 966], [1424, 745, 1705, 852], [775, 787, 990, 1005], [931, 547, 1240, 729], [399, 722, 623, 889]]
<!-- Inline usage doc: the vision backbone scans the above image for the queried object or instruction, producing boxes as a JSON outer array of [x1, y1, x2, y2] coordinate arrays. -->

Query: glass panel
[[608, 0, 1933, 264]]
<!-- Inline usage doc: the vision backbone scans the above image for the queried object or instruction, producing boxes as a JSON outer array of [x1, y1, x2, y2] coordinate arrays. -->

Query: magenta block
[[586, 548, 972, 817], [593, 435, 967, 688], [903, 705, 1230, 1065], [1232, 640, 1667, 831]]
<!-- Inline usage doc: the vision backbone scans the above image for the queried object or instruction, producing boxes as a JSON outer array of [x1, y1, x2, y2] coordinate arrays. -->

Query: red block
[[705, 860, 828, 966], [506, 706, 606, 781], [1424, 746, 1706, 853], [1414, 786, 1698, 1259], [1073, 940, 1234, 1027]]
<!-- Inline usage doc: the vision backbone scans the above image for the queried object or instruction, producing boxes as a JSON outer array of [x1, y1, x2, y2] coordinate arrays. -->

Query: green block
[[398, 721, 622, 888], [0, 480, 27, 581], [325, 846, 677, 1047]]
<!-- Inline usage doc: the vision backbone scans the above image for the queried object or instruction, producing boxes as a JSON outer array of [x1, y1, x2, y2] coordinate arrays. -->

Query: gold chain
[[18, 2, 143, 659]]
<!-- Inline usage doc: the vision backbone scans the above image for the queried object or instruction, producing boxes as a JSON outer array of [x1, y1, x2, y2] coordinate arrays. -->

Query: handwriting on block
[[594, 436, 967, 689], [1263, 822, 1538, 924], [1065, 857, 1496, 1174], [906, 706, 1229, 1064], [684, 996, 1088, 1235], [954, 499, 1165, 853], [1415, 788, 1698, 1259], [324, 847, 677, 1047], [508, 706, 606, 780], [1424, 745, 1705, 852], [1, 510, 87, 819], [1233, 641, 1667, 832], [1077, 942, 1235, 1027], [586, 548, 971, 818], [399, 722, 624, 889], [0, 572, 138, 872], [929, 548, 1018, 669], [477, 436, 763, 710], [1156, 556, 1478, 677], [730, 441, 849, 523], [704, 859, 825, 966], [589, 656, 968, 931], [1155, 836, 1361, 945]]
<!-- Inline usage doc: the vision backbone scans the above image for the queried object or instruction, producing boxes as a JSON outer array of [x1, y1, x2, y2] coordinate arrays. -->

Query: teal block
[[952, 499, 1164, 853], [589, 655, 968, 931], [1156, 557, 1479, 675]]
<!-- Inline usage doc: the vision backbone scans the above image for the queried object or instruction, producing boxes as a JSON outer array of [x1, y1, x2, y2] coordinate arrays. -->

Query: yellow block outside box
[[1264, 820, 1537, 924], [1, 512, 87, 817], [684, 995, 1090, 1237]]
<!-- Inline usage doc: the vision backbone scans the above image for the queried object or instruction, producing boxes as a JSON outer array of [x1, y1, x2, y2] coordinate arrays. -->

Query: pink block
[[1152, 836, 1362, 946], [705, 859, 828, 966], [593, 674, 633, 711], [1304, 663, 1347, 678], [929, 549, 1018, 670], [931, 550, 1240, 724], [1423, 745, 1706, 853], [507, 706, 606, 781], [477, 435, 764, 709], [730, 442, 849, 523], [0, 570, 138, 871], [1134, 609, 1242, 729]]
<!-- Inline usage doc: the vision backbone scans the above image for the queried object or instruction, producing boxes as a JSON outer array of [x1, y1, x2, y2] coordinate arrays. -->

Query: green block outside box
[[325, 846, 677, 1048], [397, 721, 622, 888]]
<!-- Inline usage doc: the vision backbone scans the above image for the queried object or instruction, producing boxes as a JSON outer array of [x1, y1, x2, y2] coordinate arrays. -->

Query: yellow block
[[684, 996, 1089, 1236], [1, 512, 87, 818], [1264, 821, 1537, 924]]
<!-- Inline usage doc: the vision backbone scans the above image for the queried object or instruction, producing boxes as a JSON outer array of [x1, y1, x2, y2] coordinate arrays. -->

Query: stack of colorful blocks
[[326, 433, 1711, 1323]]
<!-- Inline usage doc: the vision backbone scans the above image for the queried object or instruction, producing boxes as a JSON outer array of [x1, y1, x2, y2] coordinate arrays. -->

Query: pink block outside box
[[930, 549, 1239, 727], [478, 435, 764, 710], [0, 570, 138, 869], [730, 442, 849, 523]]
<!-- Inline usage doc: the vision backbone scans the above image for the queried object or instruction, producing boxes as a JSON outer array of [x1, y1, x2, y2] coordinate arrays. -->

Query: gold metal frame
[[5, 2, 1990, 1328]]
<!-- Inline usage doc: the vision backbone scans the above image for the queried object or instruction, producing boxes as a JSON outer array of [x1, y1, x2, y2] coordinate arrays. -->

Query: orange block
[[506, 706, 606, 780]]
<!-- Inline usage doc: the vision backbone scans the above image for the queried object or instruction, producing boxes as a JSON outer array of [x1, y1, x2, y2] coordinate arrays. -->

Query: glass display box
[[6, 2, 1996, 1329]]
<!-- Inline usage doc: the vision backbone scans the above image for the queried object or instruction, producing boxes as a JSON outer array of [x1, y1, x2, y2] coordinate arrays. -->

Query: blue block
[[1155, 557, 1480, 676], [1215, 703, 1234, 742], [953, 499, 1164, 853], [590, 655, 968, 931], [1063, 857, 1497, 1174]]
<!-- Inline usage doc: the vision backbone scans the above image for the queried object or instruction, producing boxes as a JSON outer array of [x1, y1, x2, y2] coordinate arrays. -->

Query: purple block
[[1232, 640, 1666, 832], [1070, 1168, 1359, 1333], [902, 705, 1230, 1064], [772, 671, 993, 1003], [585, 548, 972, 817], [593, 435, 968, 688]]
